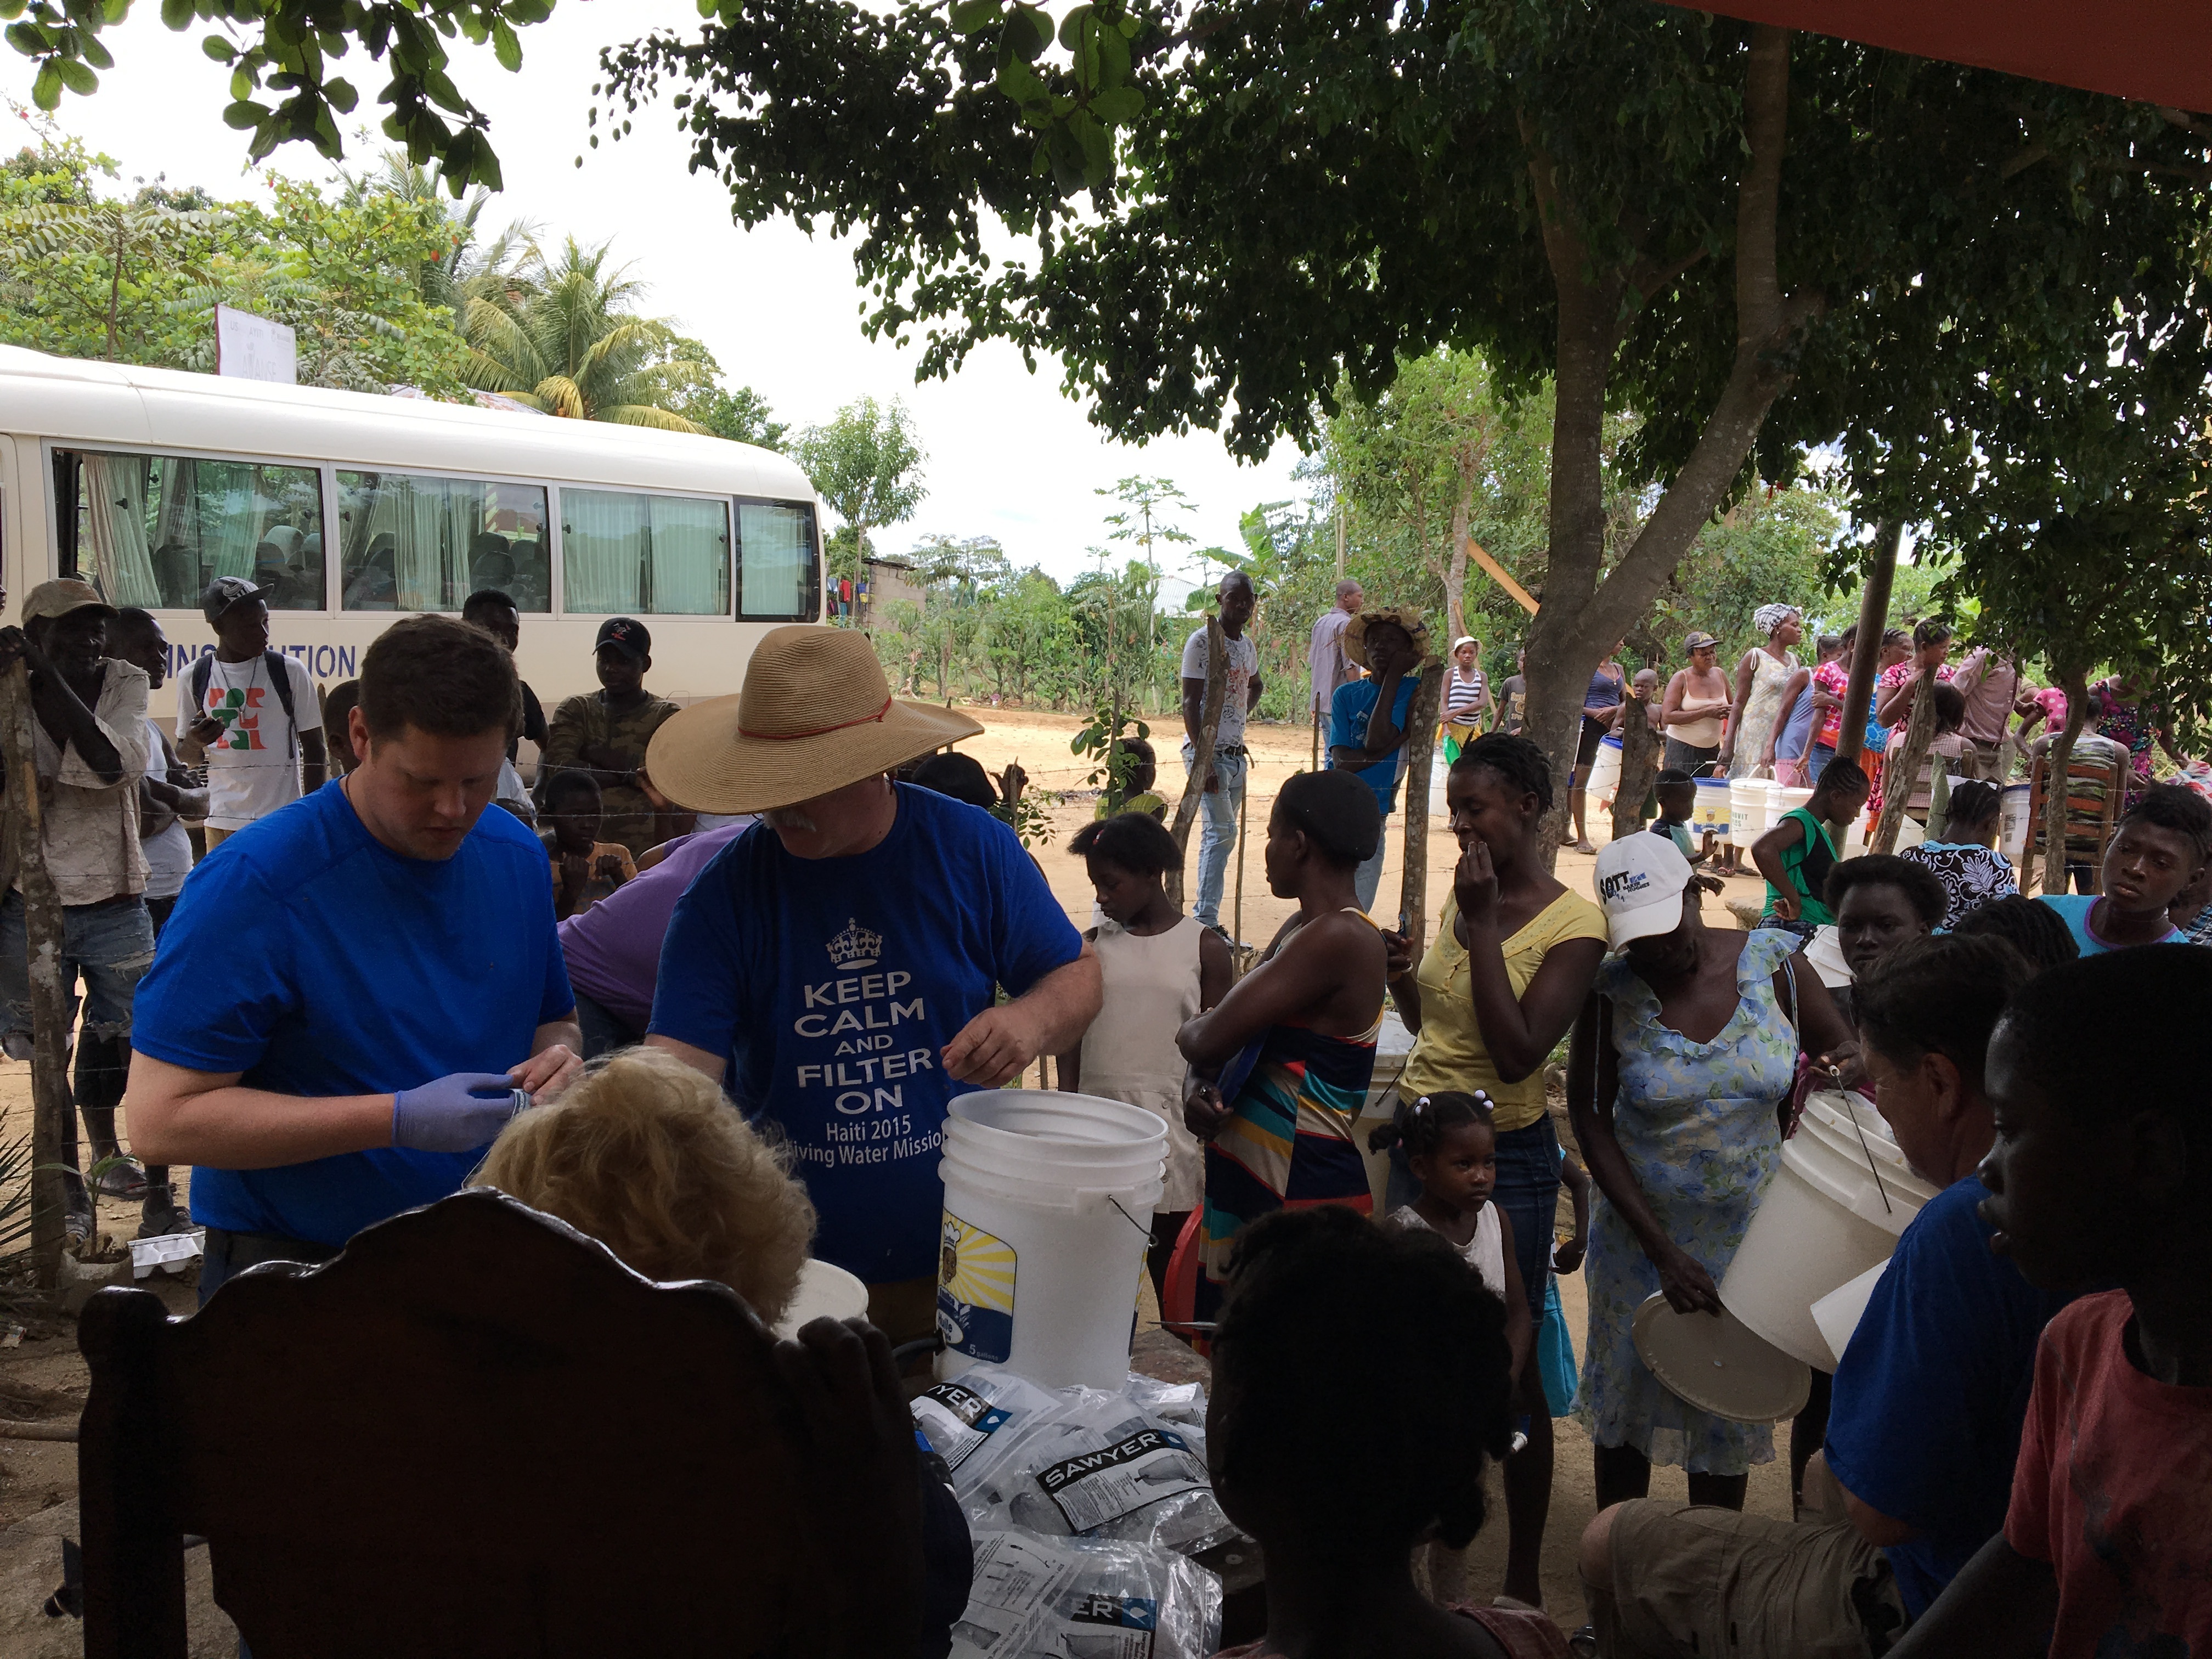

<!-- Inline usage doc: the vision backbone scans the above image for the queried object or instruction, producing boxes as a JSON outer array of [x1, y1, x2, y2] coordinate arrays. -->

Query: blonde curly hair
[[477, 1047, 816, 1325]]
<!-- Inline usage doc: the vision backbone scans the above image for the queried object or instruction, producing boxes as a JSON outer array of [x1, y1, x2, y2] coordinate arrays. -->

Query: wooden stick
[[1870, 671, 1938, 854], [0, 1417, 78, 1442], [0, 660, 76, 1291], [1831, 523, 1900, 776], [1396, 657, 1446, 951], [1233, 775, 1248, 945], [1464, 537, 1539, 617]]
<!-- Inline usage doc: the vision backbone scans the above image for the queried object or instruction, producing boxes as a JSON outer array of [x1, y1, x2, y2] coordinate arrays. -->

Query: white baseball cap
[[1594, 834, 1692, 949]]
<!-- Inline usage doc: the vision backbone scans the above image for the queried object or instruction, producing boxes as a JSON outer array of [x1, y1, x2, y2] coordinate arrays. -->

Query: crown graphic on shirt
[[827, 917, 883, 971]]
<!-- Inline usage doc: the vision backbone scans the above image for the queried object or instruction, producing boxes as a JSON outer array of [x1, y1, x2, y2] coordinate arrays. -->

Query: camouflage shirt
[[539, 690, 682, 856]]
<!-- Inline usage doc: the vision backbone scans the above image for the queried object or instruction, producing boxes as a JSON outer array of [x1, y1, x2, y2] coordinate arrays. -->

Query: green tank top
[[1770, 805, 1839, 925]]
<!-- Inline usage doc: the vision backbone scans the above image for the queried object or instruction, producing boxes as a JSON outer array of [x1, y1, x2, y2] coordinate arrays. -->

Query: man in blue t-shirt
[[644, 625, 1100, 1349], [129, 616, 581, 1301], [1581, 936, 2069, 1657], [1327, 607, 1427, 913]]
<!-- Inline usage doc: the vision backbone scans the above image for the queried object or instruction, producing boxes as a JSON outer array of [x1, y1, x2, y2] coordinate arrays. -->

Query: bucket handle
[[1101, 1193, 1158, 1244], [1836, 1097, 1894, 1215]]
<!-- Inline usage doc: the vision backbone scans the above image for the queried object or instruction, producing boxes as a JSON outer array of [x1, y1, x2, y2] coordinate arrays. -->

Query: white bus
[[0, 345, 826, 723]]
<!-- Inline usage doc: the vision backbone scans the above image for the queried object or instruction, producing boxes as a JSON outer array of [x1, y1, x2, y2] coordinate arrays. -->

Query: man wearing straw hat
[[646, 625, 1101, 1346]]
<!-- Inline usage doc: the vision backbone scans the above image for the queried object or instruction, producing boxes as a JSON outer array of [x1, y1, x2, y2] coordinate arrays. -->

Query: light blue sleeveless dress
[[1573, 929, 1797, 1474]]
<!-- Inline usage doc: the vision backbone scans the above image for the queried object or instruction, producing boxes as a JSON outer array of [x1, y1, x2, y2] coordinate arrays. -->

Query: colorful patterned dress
[[1573, 929, 1798, 1474], [1195, 943, 1382, 1321], [2092, 682, 2158, 805], [1726, 650, 1798, 780]]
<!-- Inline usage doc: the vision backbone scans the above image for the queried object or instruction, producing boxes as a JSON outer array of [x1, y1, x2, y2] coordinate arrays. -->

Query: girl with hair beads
[[1375, 1090, 1533, 1607]]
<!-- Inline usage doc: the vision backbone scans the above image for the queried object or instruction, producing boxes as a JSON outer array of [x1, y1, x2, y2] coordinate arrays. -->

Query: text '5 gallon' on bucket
[[936, 1090, 1166, 1390]]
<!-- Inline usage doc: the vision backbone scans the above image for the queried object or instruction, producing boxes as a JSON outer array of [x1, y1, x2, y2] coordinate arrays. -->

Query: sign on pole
[[214, 303, 297, 385]]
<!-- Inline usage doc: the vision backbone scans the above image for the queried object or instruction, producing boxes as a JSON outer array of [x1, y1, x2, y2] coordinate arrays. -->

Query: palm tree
[[461, 237, 705, 431], [338, 152, 535, 317]]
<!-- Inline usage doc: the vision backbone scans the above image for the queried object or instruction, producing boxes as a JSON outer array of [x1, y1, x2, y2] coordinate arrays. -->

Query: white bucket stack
[[936, 1090, 1166, 1390], [1588, 734, 1623, 811], [1719, 1092, 1939, 1368], [1691, 776, 1732, 843], [2000, 781, 2034, 861], [1728, 777, 1771, 848]]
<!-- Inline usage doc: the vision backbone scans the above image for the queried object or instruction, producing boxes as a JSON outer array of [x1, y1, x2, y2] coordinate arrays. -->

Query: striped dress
[[1194, 1008, 1381, 1321]]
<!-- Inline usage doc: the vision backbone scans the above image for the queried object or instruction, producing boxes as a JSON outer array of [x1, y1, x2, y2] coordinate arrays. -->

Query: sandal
[[92, 1158, 150, 1200], [137, 1185, 196, 1240]]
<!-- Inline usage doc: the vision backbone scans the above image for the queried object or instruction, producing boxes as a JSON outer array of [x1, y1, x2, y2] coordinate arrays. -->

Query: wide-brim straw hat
[[1345, 605, 1433, 669], [646, 624, 983, 814]]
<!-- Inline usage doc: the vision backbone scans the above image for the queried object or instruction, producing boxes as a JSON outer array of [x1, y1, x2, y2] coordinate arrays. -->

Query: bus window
[[735, 499, 819, 620], [561, 490, 730, 616], [54, 448, 324, 611], [336, 471, 551, 613]]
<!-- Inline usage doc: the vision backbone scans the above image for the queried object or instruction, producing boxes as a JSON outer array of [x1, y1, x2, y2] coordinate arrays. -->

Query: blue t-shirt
[[132, 782, 573, 1249], [1328, 673, 1423, 816], [2038, 893, 2184, 955], [1824, 1176, 2074, 1618], [648, 785, 1084, 1284]]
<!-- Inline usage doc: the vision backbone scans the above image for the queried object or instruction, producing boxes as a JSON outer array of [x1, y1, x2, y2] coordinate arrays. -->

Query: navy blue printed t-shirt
[[1824, 1174, 2075, 1619], [132, 782, 574, 1249], [1329, 673, 1424, 815], [649, 784, 1085, 1284]]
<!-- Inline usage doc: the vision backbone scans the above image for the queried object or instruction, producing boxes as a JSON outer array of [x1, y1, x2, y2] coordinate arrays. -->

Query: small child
[[1055, 811, 1231, 1303], [1751, 755, 1870, 940], [1207, 1206, 1567, 1657], [322, 679, 362, 776], [1373, 1091, 1533, 1606], [540, 771, 637, 921], [1648, 769, 1719, 868], [1886, 946, 2212, 1658], [1096, 736, 1167, 821]]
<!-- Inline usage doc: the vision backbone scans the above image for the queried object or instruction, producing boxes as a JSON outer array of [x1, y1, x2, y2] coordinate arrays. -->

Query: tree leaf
[[30, 59, 58, 110], [492, 17, 521, 71], [200, 32, 234, 62], [53, 57, 94, 94], [160, 0, 193, 25], [949, 0, 1000, 36], [222, 98, 269, 131]]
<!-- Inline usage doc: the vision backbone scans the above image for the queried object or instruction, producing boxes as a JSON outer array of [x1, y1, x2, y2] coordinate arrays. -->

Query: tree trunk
[[1, 663, 76, 1290], [1831, 523, 1901, 776], [1871, 669, 1938, 854], [1396, 659, 1447, 949], [1104, 690, 1125, 816], [1513, 27, 1821, 857], [1611, 702, 1662, 841], [1443, 476, 1474, 644], [2038, 670, 2090, 897], [1166, 619, 1226, 911]]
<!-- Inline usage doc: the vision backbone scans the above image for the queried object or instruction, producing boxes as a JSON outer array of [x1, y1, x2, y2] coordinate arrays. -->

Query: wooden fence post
[[1395, 658, 1446, 951], [0, 660, 77, 1290]]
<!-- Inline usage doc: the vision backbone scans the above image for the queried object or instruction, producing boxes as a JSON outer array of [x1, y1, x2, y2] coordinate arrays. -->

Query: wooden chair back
[[2019, 747, 2126, 895], [78, 1190, 841, 1659]]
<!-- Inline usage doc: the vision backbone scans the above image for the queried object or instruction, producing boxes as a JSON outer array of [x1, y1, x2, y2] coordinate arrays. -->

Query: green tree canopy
[[794, 396, 928, 609]]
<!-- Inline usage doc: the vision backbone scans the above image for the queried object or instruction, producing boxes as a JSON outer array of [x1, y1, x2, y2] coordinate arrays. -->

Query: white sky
[[24, 2, 1307, 590]]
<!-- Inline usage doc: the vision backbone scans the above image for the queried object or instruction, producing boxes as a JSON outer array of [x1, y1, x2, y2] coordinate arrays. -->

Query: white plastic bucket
[[2000, 781, 2033, 861], [935, 1090, 1166, 1389], [1356, 1011, 1418, 1210], [1719, 1092, 1939, 1368], [1728, 778, 1770, 847], [1587, 733, 1623, 810], [1691, 776, 1733, 843]]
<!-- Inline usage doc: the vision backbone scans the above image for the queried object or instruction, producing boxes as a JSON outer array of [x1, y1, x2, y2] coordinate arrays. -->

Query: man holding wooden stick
[[0, 580, 153, 1244], [1181, 572, 1265, 942]]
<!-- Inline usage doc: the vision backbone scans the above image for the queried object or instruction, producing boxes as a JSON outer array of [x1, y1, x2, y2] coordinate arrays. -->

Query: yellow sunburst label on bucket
[[936, 1211, 1017, 1364]]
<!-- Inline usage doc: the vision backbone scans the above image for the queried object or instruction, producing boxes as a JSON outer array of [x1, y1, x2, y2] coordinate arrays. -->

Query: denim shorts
[[0, 890, 155, 1045]]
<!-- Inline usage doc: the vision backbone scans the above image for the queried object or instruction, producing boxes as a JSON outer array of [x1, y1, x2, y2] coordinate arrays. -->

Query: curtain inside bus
[[561, 489, 730, 615], [59, 449, 324, 611], [736, 500, 815, 619], [338, 472, 550, 612]]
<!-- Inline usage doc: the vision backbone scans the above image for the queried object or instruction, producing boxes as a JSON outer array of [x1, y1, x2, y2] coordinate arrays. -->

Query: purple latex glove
[[392, 1073, 526, 1153]]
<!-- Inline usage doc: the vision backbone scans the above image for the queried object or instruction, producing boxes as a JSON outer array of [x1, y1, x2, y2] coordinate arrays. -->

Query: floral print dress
[[1726, 650, 1798, 780], [1573, 929, 1798, 1475]]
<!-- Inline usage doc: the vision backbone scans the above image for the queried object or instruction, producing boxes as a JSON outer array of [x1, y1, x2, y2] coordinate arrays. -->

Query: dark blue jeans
[[573, 989, 643, 1060], [1387, 1109, 1558, 1323]]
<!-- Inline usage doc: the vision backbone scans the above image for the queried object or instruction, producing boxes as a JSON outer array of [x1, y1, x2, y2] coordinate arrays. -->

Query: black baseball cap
[[202, 576, 271, 625], [595, 617, 651, 661]]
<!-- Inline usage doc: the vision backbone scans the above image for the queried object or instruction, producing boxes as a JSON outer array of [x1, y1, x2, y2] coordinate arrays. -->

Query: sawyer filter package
[[948, 1530, 1223, 1659]]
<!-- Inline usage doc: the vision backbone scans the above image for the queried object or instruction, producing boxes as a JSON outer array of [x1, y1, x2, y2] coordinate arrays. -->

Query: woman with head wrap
[[1721, 605, 1803, 782]]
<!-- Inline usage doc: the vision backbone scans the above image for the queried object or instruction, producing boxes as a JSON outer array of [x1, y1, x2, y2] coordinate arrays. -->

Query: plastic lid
[[774, 1258, 870, 1340], [1632, 1292, 1812, 1424]]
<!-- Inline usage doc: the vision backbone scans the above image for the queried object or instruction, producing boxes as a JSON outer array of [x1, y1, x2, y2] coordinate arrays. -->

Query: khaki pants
[[1586, 1502, 1908, 1659], [203, 825, 232, 849]]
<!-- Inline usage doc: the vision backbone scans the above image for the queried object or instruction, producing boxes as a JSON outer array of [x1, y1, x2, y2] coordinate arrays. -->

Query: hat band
[[739, 693, 894, 741]]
